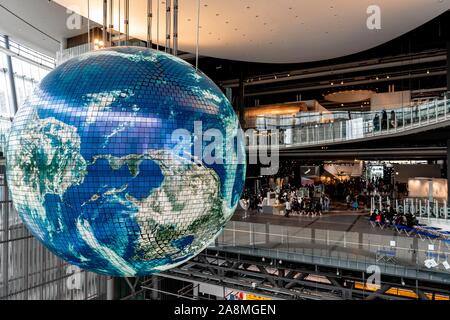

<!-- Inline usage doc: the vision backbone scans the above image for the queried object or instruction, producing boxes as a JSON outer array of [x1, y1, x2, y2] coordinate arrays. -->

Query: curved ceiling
[[54, 0, 450, 63], [2, 0, 449, 63]]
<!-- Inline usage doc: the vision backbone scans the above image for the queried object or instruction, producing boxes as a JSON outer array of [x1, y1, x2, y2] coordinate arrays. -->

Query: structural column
[[109, 0, 114, 46], [447, 40, 450, 96], [147, 0, 153, 48], [447, 139, 450, 202], [151, 275, 159, 300], [237, 68, 245, 127], [165, 0, 172, 53], [173, 0, 178, 56], [4, 36, 18, 114], [124, 0, 130, 45], [103, 0, 108, 46], [106, 277, 115, 300], [2, 167, 9, 299]]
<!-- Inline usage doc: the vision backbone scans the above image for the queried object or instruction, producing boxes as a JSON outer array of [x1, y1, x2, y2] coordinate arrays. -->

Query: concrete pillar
[[4, 36, 18, 114], [109, 0, 114, 46], [151, 275, 159, 300], [106, 277, 115, 300]]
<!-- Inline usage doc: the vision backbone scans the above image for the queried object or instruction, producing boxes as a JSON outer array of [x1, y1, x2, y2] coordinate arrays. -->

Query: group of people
[[373, 110, 397, 131], [241, 185, 332, 218], [283, 193, 331, 218], [369, 205, 418, 228]]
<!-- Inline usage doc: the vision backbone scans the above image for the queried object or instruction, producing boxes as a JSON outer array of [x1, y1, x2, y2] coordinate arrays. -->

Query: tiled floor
[[232, 209, 396, 236]]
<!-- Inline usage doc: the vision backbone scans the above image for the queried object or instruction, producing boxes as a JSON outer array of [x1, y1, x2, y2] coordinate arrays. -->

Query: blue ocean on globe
[[6, 47, 246, 277]]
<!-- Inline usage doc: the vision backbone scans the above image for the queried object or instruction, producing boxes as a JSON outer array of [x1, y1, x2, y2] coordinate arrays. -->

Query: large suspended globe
[[6, 47, 246, 276]]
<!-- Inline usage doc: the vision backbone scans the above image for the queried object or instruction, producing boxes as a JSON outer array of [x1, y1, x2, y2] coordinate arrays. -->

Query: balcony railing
[[251, 98, 450, 149], [213, 220, 450, 283]]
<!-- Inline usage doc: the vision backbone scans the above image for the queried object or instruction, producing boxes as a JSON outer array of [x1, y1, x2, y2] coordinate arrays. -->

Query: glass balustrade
[[253, 98, 450, 148], [212, 220, 450, 283]]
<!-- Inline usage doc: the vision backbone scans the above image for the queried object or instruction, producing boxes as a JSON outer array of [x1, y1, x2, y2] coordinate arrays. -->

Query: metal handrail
[[251, 97, 450, 149]]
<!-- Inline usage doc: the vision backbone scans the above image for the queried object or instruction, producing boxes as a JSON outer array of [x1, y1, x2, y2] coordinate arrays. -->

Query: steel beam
[[447, 139, 450, 202], [103, 0, 108, 46], [4, 36, 18, 114], [173, 0, 178, 55], [124, 0, 130, 45], [109, 0, 114, 46], [2, 169, 9, 299], [147, 0, 153, 48], [165, 0, 171, 53]]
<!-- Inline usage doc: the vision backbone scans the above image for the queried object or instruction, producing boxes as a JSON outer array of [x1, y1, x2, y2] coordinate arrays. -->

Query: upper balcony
[[248, 98, 450, 150]]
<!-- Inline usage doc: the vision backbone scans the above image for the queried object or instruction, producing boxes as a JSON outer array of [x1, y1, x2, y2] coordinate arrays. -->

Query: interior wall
[[371, 91, 411, 110], [394, 164, 442, 183]]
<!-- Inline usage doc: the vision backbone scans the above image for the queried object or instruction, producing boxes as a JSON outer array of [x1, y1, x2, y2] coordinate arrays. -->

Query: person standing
[[346, 194, 352, 209], [382, 110, 388, 130], [285, 198, 292, 218]]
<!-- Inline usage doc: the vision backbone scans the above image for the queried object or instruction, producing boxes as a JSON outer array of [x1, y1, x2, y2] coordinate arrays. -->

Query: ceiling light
[[386, 75, 390, 79], [330, 82, 334, 86], [376, 77, 379, 80], [427, 70, 430, 74]]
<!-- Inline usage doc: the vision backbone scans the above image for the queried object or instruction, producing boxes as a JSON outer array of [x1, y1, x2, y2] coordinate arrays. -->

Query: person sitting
[[375, 211, 383, 224], [394, 214, 403, 226], [370, 209, 378, 221]]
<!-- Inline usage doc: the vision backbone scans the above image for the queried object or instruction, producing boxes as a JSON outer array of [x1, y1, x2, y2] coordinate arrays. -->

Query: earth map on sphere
[[6, 47, 246, 277]]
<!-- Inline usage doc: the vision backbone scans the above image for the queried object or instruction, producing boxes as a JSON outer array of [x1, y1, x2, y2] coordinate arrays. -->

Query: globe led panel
[[6, 47, 246, 276]]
